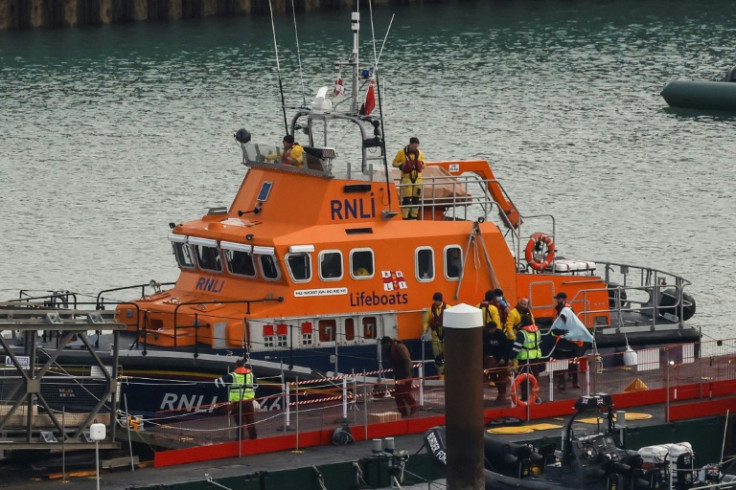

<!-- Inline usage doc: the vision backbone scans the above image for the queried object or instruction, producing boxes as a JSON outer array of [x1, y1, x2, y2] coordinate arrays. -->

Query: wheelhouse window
[[350, 249, 374, 279], [222, 241, 256, 277], [286, 254, 312, 282], [444, 245, 463, 280], [286, 245, 314, 283], [169, 234, 195, 270], [416, 247, 434, 282], [189, 237, 222, 272], [319, 250, 343, 280], [253, 246, 280, 281]]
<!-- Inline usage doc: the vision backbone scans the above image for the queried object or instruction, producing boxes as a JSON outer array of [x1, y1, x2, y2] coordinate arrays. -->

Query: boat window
[[444, 246, 463, 280], [350, 249, 374, 279], [225, 249, 256, 277], [301, 322, 313, 346], [319, 251, 343, 281], [196, 245, 222, 272], [276, 323, 288, 347], [172, 242, 195, 270], [416, 247, 434, 282], [345, 318, 355, 342], [362, 317, 377, 339], [318, 319, 336, 343], [286, 253, 312, 282], [259, 254, 280, 280], [241, 143, 282, 166], [257, 181, 273, 201], [263, 324, 274, 348]]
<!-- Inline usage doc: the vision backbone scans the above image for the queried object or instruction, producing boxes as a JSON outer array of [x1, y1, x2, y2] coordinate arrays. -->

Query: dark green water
[[1, 0, 735, 336]]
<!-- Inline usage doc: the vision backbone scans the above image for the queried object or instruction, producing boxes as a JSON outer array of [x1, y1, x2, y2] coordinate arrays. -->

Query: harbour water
[[1, 0, 735, 338]]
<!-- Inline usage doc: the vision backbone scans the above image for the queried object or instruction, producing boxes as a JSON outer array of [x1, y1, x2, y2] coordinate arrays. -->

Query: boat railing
[[95, 281, 176, 310], [570, 262, 694, 331], [394, 173, 501, 222], [2, 289, 80, 311], [394, 174, 558, 271]]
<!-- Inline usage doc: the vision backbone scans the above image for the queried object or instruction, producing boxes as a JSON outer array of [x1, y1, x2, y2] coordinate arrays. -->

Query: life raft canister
[[525, 232, 555, 271], [510, 372, 541, 408]]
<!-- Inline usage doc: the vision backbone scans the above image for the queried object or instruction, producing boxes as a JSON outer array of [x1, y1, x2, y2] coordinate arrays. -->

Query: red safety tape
[[289, 363, 423, 386]]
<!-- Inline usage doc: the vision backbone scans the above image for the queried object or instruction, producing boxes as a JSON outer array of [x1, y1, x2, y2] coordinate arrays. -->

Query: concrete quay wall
[[0, 0, 446, 30]]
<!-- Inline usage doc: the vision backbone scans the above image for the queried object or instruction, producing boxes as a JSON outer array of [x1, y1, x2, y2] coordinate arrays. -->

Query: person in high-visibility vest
[[216, 358, 257, 440], [511, 316, 544, 402]]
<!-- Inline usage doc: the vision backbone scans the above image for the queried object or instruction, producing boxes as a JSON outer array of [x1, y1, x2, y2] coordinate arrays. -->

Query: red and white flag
[[361, 78, 376, 115], [333, 77, 345, 97], [382, 270, 407, 291]]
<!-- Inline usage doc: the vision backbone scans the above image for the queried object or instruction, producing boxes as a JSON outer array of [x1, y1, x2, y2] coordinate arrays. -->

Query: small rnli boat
[[109, 10, 700, 376], [661, 66, 736, 111], [424, 394, 736, 490]]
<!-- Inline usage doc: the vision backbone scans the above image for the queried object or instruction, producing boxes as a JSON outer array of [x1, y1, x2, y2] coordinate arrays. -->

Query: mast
[[350, 11, 360, 115]]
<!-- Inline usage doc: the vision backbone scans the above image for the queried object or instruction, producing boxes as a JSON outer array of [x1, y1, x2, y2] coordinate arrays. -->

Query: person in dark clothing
[[490, 288, 511, 326], [381, 336, 418, 417], [483, 320, 510, 402]]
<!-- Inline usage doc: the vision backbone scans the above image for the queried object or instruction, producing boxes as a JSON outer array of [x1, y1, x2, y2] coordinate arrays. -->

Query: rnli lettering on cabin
[[330, 197, 376, 220], [195, 277, 225, 293], [382, 270, 407, 291]]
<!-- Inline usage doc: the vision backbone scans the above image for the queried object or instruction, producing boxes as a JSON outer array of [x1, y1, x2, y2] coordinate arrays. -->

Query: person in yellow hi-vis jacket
[[421, 292, 449, 376], [504, 297, 535, 342], [392, 137, 425, 219], [215, 358, 257, 440], [282, 134, 304, 167], [477, 290, 502, 332]]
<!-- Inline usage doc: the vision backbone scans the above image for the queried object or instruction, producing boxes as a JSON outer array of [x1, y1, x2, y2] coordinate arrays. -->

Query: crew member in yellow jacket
[[392, 137, 425, 219], [505, 297, 535, 341], [421, 292, 449, 376]]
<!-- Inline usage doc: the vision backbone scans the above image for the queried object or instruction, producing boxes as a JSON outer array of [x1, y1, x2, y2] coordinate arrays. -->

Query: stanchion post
[[61, 407, 66, 483], [418, 363, 425, 407], [293, 376, 302, 453], [238, 395, 243, 458], [342, 377, 348, 420], [665, 351, 671, 423], [284, 381, 292, 430], [124, 394, 135, 472], [90, 423, 106, 490], [363, 372, 368, 441]]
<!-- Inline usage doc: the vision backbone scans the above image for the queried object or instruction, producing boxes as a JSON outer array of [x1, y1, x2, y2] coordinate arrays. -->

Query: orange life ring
[[525, 232, 555, 271], [510, 372, 540, 407]]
